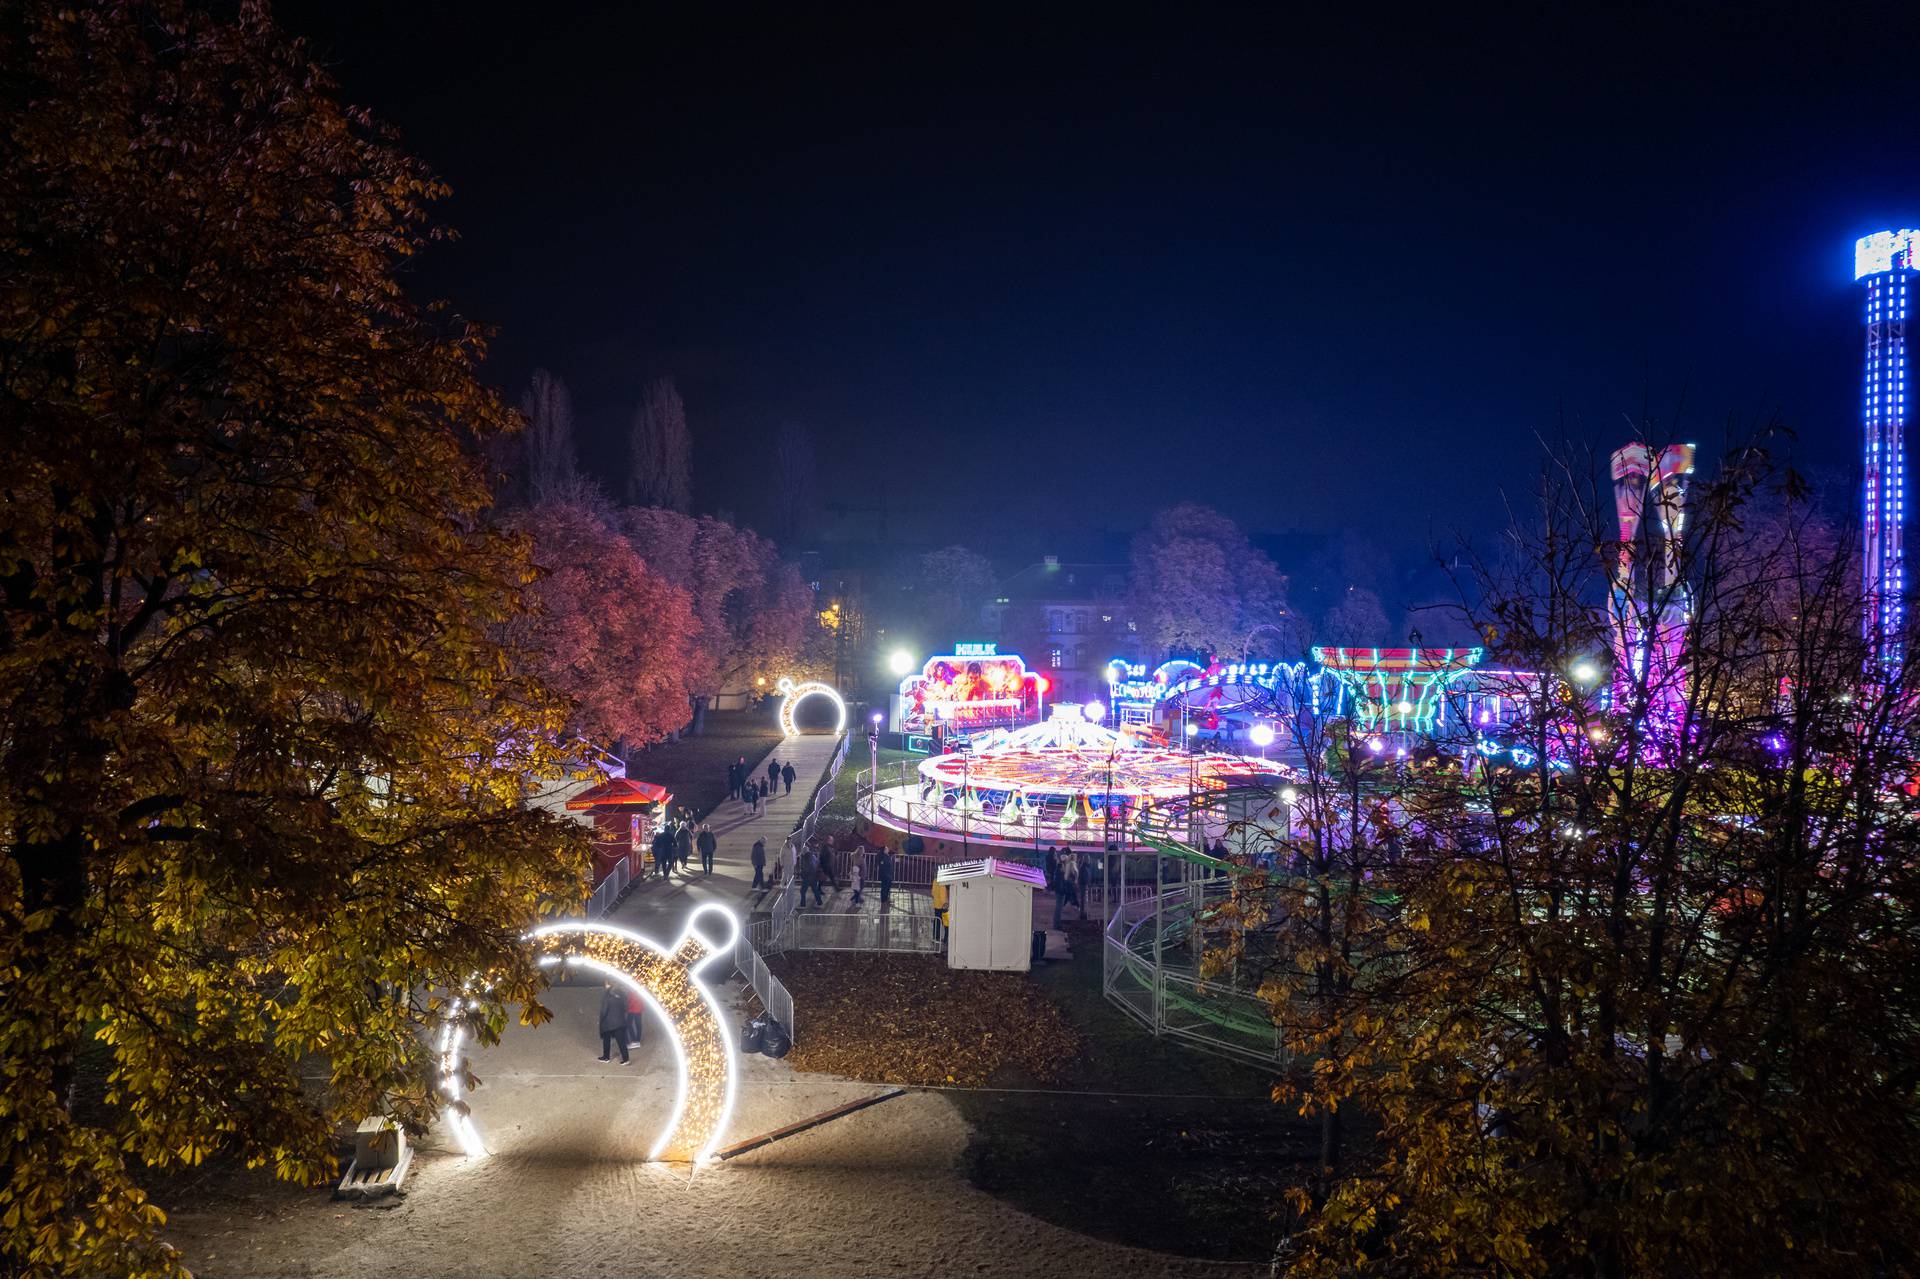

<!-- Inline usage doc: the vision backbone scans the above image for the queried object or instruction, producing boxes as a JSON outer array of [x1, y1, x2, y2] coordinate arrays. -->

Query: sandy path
[[165, 983, 1240, 1278], [163, 735, 1244, 1277]]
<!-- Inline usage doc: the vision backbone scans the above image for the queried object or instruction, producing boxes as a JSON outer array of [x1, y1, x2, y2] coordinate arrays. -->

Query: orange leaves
[[772, 953, 1082, 1088]]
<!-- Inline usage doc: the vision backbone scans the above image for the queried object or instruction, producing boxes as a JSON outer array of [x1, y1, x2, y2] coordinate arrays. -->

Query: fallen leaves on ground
[[769, 953, 1082, 1086]]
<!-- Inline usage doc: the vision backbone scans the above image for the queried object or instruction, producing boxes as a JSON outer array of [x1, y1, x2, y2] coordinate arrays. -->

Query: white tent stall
[[936, 858, 1045, 971]]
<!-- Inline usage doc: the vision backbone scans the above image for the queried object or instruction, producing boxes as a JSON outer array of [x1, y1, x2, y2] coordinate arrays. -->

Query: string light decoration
[[776, 676, 846, 736], [435, 904, 743, 1166]]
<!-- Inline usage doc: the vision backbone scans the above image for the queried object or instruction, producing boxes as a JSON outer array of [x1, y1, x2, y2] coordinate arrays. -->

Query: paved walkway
[[605, 730, 844, 925]]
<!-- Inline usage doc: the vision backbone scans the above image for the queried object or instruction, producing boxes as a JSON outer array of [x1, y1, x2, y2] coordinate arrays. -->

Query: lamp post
[[962, 755, 971, 858]]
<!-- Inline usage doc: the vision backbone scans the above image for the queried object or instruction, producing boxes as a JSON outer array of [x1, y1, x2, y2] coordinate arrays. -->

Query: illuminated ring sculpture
[[437, 904, 742, 1165], [776, 676, 846, 735]]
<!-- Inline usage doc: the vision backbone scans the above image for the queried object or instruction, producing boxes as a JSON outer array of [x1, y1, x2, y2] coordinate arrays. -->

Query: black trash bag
[[760, 1016, 791, 1059], [739, 1013, 766, 1055]]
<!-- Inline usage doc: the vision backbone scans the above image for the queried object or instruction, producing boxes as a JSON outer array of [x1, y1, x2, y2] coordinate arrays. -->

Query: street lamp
[[1250, 721, 1274, 760], [868, 711, 883, 798], [1570, 660, 1600, 685], [887, 648, 917, 678]]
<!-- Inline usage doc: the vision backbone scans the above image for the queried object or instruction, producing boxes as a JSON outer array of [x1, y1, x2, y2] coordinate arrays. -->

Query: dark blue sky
[[284, 1, 1920, 558]]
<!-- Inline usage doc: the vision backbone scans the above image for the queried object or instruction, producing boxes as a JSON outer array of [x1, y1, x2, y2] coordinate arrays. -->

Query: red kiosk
[[566, 777, 673, 885]]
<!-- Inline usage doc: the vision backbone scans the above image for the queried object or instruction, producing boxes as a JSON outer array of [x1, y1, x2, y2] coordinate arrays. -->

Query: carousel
[[861, 704, 1286, 853]]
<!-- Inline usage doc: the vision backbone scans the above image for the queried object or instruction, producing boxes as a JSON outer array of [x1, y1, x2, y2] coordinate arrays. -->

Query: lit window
[[1050, 648, 1062, 668]]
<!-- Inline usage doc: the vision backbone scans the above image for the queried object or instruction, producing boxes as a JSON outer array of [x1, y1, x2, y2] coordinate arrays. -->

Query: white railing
[[734, 922, 796, 1041], [731, 731, 851, 1043], [765, 732, 849, 954], [790, 907, 940, 953], [584, 854, 632, 918]]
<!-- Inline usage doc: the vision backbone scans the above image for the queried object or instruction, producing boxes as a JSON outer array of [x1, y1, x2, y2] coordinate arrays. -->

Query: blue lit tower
[[1858, 230, 1919, 673]]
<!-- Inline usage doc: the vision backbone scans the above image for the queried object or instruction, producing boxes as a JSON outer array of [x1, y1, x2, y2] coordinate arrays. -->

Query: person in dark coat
[[696, 824, 717, 875], [652, 827, 674, 880], [800, 848, 824, 907], [765, 758, 780, 797], [727, 761, 741, 801], [597, 982, 630, 1063], [750, 837, 767, 889], [675, 822, 693, 871], [876, 847, 894, 911], [781, 760, 797, 795]]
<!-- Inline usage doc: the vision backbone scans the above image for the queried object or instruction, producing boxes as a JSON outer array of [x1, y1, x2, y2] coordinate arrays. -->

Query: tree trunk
[[689, 694, 709, 735]]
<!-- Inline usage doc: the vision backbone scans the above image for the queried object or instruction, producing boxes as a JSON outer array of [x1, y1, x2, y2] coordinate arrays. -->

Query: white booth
[[936, 858, 1046, 971]]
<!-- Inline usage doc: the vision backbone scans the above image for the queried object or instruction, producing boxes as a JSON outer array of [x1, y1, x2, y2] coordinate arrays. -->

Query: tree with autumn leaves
[[0, 3, 808, 1273], [1224, 441, 1920, 1275]]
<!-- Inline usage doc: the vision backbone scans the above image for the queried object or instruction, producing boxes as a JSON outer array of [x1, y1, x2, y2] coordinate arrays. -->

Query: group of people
[[1043, 845, 1093, 928], [728, 755, 797, 812], [596, 980, 645, 1064], [649, 813, 717, 879], [788, 838, 894, 911]]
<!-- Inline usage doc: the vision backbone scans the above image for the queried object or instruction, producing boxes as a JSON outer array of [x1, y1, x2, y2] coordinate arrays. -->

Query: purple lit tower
[[1608, 441, 1694, 735], [1858, 230, 1919, 674]]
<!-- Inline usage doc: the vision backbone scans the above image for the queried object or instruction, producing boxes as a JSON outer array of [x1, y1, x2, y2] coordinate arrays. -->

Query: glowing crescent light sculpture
[[436, 904, 742, 1165], [776, 676, 846, 736]]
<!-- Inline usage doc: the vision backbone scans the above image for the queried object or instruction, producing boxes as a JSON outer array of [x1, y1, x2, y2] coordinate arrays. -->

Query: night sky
[[281, 1, 1920, 559]]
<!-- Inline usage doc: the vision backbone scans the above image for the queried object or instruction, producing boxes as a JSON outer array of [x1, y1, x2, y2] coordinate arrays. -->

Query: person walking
[[849, 857, 864, 906], [750, 837, 767, 889], [1079, 848, 1095, 912], [624, 988, 646, 1053], [652, 826, 674, 880], [675, 822, 693, 872], [697, 823, 717, 875], [727, 761, 741, 801], [781, 760, 796, 795], [1044, 846, 1060, 892], [876, 846, 894, 911], [736, 757, 750, 804], [1053, 851, 1077, 929], [597, 982, 630, 1064], [749, 779, 762, 815], [801, 847, 825, 907], [766, 758, 780, 798]]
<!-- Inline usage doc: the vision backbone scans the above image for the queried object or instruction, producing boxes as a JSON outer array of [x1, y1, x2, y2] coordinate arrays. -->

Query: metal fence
[[730, 731, 852, 1043], [1100, 878, 1287, 1068], [790, 907, 941, 953], [734, 918, 795, 1040], [584, 854, 632, 918]]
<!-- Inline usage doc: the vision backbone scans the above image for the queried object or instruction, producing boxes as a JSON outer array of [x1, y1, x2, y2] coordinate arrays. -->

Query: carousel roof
[[967, 703, 1138, 754]]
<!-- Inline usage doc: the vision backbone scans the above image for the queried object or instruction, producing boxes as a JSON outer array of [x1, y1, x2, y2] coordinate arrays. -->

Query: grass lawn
[[813, 744, 917, 836], [622, 704, 786, 820]]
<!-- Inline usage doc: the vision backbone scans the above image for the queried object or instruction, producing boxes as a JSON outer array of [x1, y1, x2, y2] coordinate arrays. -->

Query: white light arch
[[436, 904, 742, 1165], [776, 676, 846, 736]]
